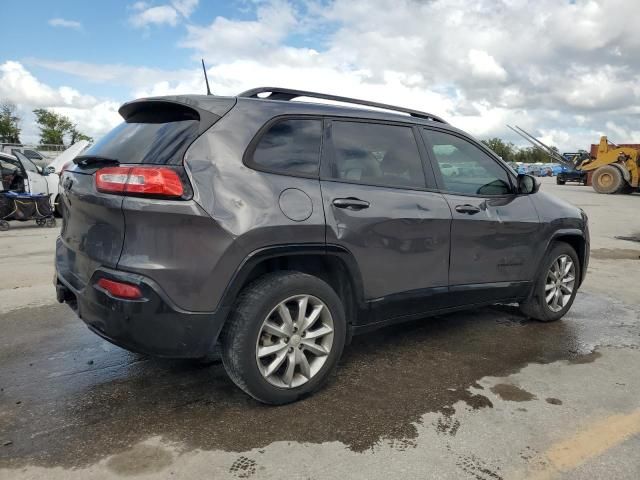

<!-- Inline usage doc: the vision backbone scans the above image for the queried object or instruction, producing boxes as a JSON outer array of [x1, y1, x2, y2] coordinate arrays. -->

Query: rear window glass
[[250, 119, 322, 176], [81, 105, 200, 165]]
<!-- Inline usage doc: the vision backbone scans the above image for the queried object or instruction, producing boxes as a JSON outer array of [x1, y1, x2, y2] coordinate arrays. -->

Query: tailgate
[[56, 168, 125, 290]]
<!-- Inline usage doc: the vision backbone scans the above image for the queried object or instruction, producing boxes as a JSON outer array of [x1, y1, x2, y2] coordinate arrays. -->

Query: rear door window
[[328, 121, 427, 189], [249, 118, 322, 176]]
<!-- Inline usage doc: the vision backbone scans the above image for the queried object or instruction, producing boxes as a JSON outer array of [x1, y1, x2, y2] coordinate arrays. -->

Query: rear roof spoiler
[[238, 87, 448, 124]]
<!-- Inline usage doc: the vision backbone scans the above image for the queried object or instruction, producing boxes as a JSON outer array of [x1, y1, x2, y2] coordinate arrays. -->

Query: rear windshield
[[81, 104, 201, 165]]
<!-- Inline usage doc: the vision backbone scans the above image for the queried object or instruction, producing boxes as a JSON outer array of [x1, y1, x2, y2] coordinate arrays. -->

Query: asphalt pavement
[[1, 177, 639, 479]]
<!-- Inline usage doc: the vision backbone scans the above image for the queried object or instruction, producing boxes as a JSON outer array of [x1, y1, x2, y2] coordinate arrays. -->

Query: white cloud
[[130, 5, 179, 27], [48, 18, 82, 30], [129, 0, 199, 28], [171, 0, 199, 17], [182, 0, 297, 62], [0, 62, 121, 144], [0, 61, 94, 108], [26, 0, 640, 151], [467, 50, 507, 81], [27, 59, 193, 87]]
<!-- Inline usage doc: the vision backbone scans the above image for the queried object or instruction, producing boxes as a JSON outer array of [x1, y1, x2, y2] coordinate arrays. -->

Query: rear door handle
[[455, 204, 481, 215], [332, 197, 370, 210]]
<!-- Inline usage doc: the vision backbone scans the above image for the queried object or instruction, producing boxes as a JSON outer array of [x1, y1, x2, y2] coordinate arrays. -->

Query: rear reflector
[[95, 166, 184, 197], [96, 278, 143, 300]]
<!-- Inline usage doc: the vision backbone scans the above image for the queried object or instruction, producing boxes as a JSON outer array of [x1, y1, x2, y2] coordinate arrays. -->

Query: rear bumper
[[55, 262, 228, 359]]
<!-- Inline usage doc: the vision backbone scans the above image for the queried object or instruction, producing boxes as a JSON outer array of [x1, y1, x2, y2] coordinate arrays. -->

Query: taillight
[[96, 278, 143, 300], [95, 166, 184, 198]]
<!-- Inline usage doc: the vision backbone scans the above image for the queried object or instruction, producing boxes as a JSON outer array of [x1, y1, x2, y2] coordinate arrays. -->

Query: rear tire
[[221, 271, 346, 404], [519, 242, 580, 322], [592, 165, 624, 194], [556, 177, 565, 185]]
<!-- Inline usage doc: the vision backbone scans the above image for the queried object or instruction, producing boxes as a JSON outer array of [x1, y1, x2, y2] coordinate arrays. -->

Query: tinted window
[[1, 159, 18, 172], [422, 129, 512, 195], [251, 119, 322, 176], [81, 115, 199, 165], [330, 121, 425, 189], [23, 150, 43, 160]]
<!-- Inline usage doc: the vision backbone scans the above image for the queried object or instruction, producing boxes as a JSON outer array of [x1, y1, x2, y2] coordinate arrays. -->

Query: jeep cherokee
[[55, 87, 589, 404]]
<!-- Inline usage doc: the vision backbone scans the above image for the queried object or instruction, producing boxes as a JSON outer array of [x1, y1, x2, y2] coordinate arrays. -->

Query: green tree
[[514, 146, 554, 163], [33, 108, 73, 145], [69, 127, 93, 144], [0, 101, 21, 143], [481, 137, 515, 161], [32, 108, 92, 145]]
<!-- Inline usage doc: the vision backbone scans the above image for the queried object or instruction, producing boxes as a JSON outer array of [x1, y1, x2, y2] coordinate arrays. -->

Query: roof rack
[[238, 87, 448, 124]]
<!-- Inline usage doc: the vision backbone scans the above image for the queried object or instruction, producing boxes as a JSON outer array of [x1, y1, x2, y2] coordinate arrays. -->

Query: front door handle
[[333, 197, 370, 210], [455, 204, 481, 215]]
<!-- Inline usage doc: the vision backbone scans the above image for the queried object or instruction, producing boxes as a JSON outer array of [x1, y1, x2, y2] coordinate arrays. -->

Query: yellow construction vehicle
[[579, 136, 639, 194], [508, 126, 639, 194]]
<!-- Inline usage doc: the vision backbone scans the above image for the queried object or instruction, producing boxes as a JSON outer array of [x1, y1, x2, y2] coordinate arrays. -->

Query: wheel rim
[[255, 294, 334, 388], [598, 172, 613, 188], [545, 254, 576, 312]]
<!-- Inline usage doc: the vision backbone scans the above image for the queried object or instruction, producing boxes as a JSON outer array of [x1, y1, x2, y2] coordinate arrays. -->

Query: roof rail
[[238, 87, 448, 124]]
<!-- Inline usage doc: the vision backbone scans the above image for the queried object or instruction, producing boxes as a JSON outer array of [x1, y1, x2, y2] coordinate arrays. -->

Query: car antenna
[[201, 59, 212, 95]]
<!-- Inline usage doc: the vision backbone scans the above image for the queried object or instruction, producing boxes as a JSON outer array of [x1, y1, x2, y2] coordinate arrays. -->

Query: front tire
[[592, 165, 624, 194], [221, 271, 346, 404], [519, 242, 580, 322]]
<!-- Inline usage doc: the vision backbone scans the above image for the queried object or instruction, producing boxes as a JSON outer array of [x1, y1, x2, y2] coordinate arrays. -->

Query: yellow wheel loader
[[580, 137, 639, 194], [508, 126, 639, 194]]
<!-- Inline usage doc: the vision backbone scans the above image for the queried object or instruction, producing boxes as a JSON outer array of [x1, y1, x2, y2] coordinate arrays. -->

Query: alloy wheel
[[256, 294, 334, 388], [545, 254, 576, 312]]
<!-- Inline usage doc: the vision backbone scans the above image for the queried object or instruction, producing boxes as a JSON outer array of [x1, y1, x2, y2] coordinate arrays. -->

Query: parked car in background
[[0, 153, 22, 191], [0, 151, 52, 195], [539, 166, 552, 177], [1, 144, 45, 163], [557, 166, 587, 185], [439, 162, 459, 176], [0, 142, 89, 216], [55, 87, 590, 404], [551, 164, 563, 176]]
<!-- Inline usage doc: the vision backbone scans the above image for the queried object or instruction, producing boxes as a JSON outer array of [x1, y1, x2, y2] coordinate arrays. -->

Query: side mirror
[[44, 166, 55, 175], [517, 174, 540, 194]]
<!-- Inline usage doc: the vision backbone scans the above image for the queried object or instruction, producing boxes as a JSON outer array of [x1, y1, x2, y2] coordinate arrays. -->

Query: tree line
[[481, 137, 560, 163], [0, 100, 93, 146]]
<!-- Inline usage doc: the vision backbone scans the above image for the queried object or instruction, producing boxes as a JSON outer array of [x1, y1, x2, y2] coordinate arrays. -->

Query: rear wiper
[[73, 156, 119, 167]]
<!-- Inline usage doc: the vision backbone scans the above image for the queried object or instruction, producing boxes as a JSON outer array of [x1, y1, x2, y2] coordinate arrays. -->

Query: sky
[[1, 0, 639, 151]]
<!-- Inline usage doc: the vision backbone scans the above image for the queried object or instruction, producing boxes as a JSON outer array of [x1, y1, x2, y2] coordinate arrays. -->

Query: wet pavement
[[2, 179, 640, 479], [1, 291, 638, 471]]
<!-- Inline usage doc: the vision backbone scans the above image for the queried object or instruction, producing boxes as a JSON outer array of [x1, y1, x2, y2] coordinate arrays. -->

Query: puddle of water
[[615, 235, 640, 244], [0, 294, 637, 469], [491, 384, 536, 402]]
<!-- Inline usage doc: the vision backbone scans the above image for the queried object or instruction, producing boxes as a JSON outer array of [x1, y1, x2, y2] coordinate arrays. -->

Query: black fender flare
[[215, 243, 366, 319], [531, 228, 588, 295]]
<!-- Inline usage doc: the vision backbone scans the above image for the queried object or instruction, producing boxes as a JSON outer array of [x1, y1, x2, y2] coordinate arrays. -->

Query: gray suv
[[55, 88, 589, 404]]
